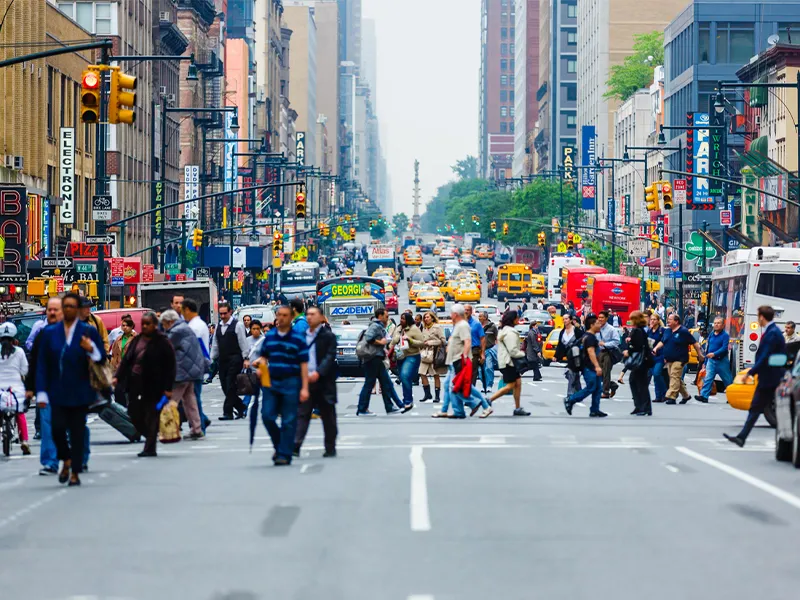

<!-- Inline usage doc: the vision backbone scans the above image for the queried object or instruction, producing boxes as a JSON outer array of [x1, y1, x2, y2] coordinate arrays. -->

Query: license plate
[[343, 348, 356, 355]]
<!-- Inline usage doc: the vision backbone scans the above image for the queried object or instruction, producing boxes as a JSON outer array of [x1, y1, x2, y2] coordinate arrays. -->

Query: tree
[[392, 212, 410, 234], [604, 31, 664, 102], [370, 219, 389, 240], [451, 155, 479, 181]]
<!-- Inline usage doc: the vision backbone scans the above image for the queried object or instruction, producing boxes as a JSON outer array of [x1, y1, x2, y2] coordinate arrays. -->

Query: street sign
[[685, 272, 712, 284], [684, 231, 718, 263], [627, 239, 650, 257], [671, 259, 680, 271], [166, 263, 180, 276], [186, 269, 194, 280], [91, 194, 112, 221], [195, 267, 211, 278], [673, 179, 687, 205], [41, 257, 74, 269], [720, 209, 732, 226], [85, 234, 114, 245], [111, 257, 124, 277], [111, 276, 124, 286], [557, 242, 567, 253], [638, 256, 647, 266], [176, 274, 187, 282], [685, 290, 702, 300], [142, 264, 154, 283], [75, 263, 96, 273], [668, 271, 683, 279], [223, 265, 230, 278], [54, 276, 64, 293], [236, 270, 245, 283]]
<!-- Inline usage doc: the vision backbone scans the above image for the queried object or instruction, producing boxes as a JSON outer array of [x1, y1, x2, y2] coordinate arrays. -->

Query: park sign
[[684, 231, 717, 263]]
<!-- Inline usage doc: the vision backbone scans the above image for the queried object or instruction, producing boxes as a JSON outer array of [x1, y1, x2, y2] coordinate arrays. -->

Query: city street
[[2, 258, 799, 599]]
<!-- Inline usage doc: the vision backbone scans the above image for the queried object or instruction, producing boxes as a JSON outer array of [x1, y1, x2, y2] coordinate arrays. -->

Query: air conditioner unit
[[13, 156, 23, 171], [159, 11, 171, 22], [166, 93, 176, 103], [159, 85, 167, 96], [4, 155, 13, 169]]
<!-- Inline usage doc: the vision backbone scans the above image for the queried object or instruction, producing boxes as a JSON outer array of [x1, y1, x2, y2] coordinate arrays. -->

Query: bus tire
[[776, 427, 792, 462], [764, 399, 778, 428]]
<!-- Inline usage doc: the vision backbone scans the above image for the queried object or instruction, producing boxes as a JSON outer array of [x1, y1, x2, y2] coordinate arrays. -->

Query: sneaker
[[563, 396, 573, 416], [33, 431, 41, 440], [513, 407, 531, 416], [386, 407, 402, 415], [273, 457, 291, 466], [323, 451, 337, 458], [137, 450, 157, 458], [723, 433, 745, 447], [665, 398, 677, 405], [357, 410, 377, 417], [679, 396, 691, 404], [479, 408, 494, 418], [431, 412, 449, 418], [401, 403, 414, 414], [21, 441, 31, 456], [183, 432, 205, 441], [39, 467, 58, 476], [589, 411, 608, 418], [694, 395, 709, 403], [653, 398, 666, 403], [470, 403, 483, 417]]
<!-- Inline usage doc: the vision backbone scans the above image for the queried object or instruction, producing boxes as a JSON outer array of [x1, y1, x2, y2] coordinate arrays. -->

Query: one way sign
[[41, 257, 74, 269]]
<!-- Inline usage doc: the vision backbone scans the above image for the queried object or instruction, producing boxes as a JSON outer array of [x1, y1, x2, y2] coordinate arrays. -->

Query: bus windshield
[[316, 276, 386, 321]]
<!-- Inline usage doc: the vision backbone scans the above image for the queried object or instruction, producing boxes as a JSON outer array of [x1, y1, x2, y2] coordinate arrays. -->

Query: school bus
[[496, 263, 533, 302]]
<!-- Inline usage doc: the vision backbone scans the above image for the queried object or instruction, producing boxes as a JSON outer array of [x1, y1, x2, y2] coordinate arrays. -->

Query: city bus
[[279, 261, 321, 300], [560, 265, 608, 309], [547, 255, 586, 302], [585, 274, 641, 324], [316, 276, 386, 323], [710, 247, 800, 371]]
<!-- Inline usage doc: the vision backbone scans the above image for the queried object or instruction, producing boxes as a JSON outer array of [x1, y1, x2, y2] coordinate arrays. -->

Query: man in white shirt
[[181, 298, 211, 431], [210, 302, 249, 420]]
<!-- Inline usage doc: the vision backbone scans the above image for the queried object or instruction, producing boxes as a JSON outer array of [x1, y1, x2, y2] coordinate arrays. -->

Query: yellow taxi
[[409, 283, 433, 303], [541, 329, 561, 365], [474, 244, 494, 259], [440, 279, 460, 300], [404, 246, 423, 266], [434, 266, 446, 283], [530, 274, 547, 297], [726, 370, 757, 412], [433, 244, 443, 256], [416, 289, 446, 310], [374, 267, 397, 280], [457, 273, 482, 291], [688, 328, 701, 368], [454, 282, 481, 303]]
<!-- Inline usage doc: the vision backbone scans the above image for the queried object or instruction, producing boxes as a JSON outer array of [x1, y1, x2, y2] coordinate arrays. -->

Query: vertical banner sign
[[240, 168, 253, 215], [142, 264, 155, 283], [184, 165, 199, 222], [624, 194, 631, 226], [709, 95, 727, 198], [59, 128, 75, 225], [296, 131, 306, 167], [580, 125, 596, 209], [687, 112, 713, 210], [329, 180, 337, 207], [154, 182, 163, 236], [655, 215, 666, 243], [607, 197, 616, 230], [561, 146, 575, 183], [41, 196, 50, 257], [0, 185, 28, 284], [224, 112, 237, 193]]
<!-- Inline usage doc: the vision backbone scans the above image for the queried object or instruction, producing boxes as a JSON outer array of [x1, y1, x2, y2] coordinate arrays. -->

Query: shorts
[[500, 366, 520, 384]]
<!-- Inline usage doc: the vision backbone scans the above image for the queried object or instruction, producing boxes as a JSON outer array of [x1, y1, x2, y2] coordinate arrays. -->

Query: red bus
[[586, 274, 641, 324], [560, 266, 607, 308]]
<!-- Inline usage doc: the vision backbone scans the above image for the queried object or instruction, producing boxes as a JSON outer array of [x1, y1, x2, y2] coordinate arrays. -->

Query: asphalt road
[[1, 257, 799, 600]]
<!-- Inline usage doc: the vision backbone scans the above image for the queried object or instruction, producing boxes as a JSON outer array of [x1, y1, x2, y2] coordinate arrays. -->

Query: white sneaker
[[479, 408, 494, 418]]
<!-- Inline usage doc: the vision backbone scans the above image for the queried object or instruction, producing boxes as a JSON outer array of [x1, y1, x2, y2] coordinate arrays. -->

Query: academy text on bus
[[316, 276, 386, 321]]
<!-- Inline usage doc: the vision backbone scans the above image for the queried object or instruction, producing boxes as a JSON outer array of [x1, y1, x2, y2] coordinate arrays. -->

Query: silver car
[[332, 325, 365, 376]]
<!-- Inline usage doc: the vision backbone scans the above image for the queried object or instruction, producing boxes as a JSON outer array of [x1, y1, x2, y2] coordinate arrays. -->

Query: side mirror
[[768, 354, 788, 368]]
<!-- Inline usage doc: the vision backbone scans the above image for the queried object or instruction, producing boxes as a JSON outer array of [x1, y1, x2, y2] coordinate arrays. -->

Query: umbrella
[[249, 394, 259, 453]]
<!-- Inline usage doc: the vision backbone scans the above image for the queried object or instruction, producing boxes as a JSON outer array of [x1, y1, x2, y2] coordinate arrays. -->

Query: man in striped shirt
[[255, 305, 310, 466]]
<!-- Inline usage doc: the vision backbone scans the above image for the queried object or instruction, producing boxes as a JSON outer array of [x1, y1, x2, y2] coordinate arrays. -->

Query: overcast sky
[[362, 0, 481, 218]]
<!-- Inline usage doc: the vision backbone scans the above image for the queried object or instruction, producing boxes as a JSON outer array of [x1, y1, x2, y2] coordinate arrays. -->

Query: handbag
[[513, 356, 530, 374], [89, 358, 113, 392], [236, 369, 260, 395], [624, 351, 645, 371], [434, 345, 447, 369], [158, 399, 182, 444], [421, 346, 434, 364]]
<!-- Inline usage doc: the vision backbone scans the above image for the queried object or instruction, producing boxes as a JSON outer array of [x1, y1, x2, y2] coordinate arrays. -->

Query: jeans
[[650, 360, 666, 401], [738, 385, 777, 440], [565, 370, 582, 396], [568, 367, 602, 413], [358, 357, 397, 413], [445, 366, 485, 417], [193, 380, 207, 433], [39, 404, 89, 470], [482, 346, 497, 391], [261, 377, 301, 462], [700, 358, 734, 398], [399, 354, 421, 406]]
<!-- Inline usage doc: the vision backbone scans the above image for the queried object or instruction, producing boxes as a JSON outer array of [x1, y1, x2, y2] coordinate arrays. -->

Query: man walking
[[564, 314, 607, 418], [294, 307, 338, 457], [171, 293, 185, 314], [784, 321, 800, 343], [695, 317, 733, 403], [290, 297, 309, 335], [211, 302, 249, 420], [160, 310, 206, 440], [724, 305, 786, 447], [356, 308, 403, 416], [254, 305, 309, 466], [597, 310, 621, 398], [181, 298, 211, 432], [464, 304, 485, 386], [652, 313, 705, 404], [80, 297, 110, 355], [478, 311, 498, 393]]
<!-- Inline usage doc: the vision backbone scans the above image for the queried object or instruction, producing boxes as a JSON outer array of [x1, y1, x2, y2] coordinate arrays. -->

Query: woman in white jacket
[[489, 311, 530, 416], [0, 323, 30, 454]]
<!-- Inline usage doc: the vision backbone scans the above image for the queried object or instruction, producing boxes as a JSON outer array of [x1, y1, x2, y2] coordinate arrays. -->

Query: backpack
[[565, 336, 583, 373], [356, 329, 381, 361]]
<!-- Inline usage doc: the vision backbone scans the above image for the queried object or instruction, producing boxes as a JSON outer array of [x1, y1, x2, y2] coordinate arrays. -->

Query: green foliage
[[370, 219, 389, 240], [392, 212, 410, 234], [451, 155, 479, 180], [582, 241, 615, 271], [604, 31, 664, 102]]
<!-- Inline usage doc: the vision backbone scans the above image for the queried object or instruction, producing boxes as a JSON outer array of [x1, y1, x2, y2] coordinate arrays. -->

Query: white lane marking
[[479, 435, 506, 444], [676, 446, 800, 511], [300, 464, 310, 474], [0, 472, 36, 491], [408, 596, 435, 600], [409, 445, 431, 532], [664, 464, 680, 473], [0, 489, 67, 531]]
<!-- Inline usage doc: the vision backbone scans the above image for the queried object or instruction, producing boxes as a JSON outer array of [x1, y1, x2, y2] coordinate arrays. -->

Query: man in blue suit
[[724, 305, 786, 447], [36, 292, 105, 486]]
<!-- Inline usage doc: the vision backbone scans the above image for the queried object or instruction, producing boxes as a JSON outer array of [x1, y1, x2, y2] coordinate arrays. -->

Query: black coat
[[115, 332, 176, 405], [24, 331, 43, 393], [627, 326, 655, 370], [310, 325, 338, 404], [555, 327, 584, 361]]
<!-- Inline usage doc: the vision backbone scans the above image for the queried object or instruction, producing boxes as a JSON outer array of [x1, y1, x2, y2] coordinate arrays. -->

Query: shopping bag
[[451, 357, 473, 397], [158, 400, 181, 444], [259, 362, 271, 388]]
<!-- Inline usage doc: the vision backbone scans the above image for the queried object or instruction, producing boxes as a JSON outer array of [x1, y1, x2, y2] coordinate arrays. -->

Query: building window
[[568, 31, 577, 45], [509, 122, 514, 133], [501, 27, 508, 40], [567, 60, 577, 73], [510, 28, 515, 39], [715, 22, 754, 64], [501, 59, 508, 71], [500, 122, 508, 133], [500, 90, 508, 102], [501, 43, 508, 56], [501, 107, 508, 118], [510, 59, 515, 72], [501, 12, 508, 24], [58, 2, 115, 35], [510, 75, 515, 86], [567, 115, 577, 127], [510, 106, 515, 117], [566, 85, 577, 101], [567, 4, 577, 18], [698, 25, 710, 63], [501, 75, 508, 86], [510, 43, 515, 55], [779, 23, 800, 43], [509, 90, 515, 103]]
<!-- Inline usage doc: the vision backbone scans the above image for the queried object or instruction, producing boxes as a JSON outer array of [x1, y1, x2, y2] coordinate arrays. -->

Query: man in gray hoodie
[[160, 310, 207, 440]]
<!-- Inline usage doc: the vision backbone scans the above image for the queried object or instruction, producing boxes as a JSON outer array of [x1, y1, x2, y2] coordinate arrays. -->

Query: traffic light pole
[[95, 47, 110, 309]]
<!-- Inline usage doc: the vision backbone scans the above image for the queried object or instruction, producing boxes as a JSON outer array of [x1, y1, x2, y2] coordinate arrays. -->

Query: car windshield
[[522, 310, 551, 322], [333, 328, 363, 342]]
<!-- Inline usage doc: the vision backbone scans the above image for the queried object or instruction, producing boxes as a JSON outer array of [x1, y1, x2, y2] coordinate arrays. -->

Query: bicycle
[[0, 389, 25, 457]]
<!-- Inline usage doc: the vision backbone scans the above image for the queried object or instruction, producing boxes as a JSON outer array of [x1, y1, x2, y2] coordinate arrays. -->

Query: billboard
[[296, 131, 306, 167], [367, 244, 395, 261], [686, 112, 714, 210], [561, 145, 575, 183], [0, 185, 28, 284], [59, 127, 75, 225], [580, 125, 596, 209]]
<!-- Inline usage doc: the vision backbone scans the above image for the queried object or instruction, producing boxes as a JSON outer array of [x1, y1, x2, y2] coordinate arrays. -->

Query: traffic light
[[567, 232, 575, 250], [109, 68, 137, 125], [661, 182, 674, 210], [490, 221, 497, 233], [502, 222, 509, 235], [701, 291, 709, 306], [126, 295, 138, 307], [295, 188, 307, 219], [537, 232, 546, 247], [273, 231, 282, 254], [651, 234, 659, 249], [191, 228, 203, 249], [645, 183, 660, 212], [80, 67, 102, 124], [472, 215, 479, 226], [349, 227, 356, 238], [321, 222, 329, 237]]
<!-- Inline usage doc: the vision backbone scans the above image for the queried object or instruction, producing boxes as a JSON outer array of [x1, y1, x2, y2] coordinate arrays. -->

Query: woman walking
[[490, 311, 531, 416], [114, 311, 176, 457], [647, 313, 667, 403], [625, 311, 654, 415], [110, 316, 136, 371], [418, 311, 446, 402], [524, 321, 543, 381], [0, 323, 30, 455], [556, 314, 583, 396], [390, 312, 424, 411]]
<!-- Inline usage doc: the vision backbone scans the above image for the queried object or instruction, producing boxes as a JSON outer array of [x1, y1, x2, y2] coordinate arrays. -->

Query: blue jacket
[[749, 322, 786, 387], [706, 330, 729, 360], [36, 320, 104, 407]]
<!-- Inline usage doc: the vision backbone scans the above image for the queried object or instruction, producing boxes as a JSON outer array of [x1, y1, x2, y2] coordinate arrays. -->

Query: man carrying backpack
[[356, 308, 403, 416], [564, 314, 607, 418]]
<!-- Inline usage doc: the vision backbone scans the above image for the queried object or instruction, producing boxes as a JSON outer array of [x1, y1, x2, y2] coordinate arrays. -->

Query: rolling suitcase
[[98, 401, 141, 442]]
